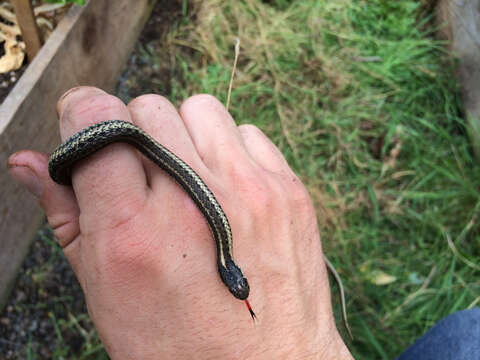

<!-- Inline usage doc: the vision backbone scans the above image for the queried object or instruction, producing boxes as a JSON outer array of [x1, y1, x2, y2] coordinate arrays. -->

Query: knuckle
[[128, 93, 171, 109], [60, 93, 128, 137], [285, 176, 315, 213], [238, 124, 269, 143], [238, 124, 261, 134], [246, 182, 275, 216], [226, 161, 314, 218], [180, 94, 223, 113], [228, 163, 277, 216]]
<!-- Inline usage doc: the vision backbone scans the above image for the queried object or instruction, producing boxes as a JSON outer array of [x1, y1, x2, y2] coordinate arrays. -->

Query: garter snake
[[48, 120, 351, 336]]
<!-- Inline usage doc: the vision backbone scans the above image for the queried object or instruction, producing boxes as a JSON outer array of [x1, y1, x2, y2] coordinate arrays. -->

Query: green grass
[[164, 0, 479, 358], [16, 0, 480, 358]]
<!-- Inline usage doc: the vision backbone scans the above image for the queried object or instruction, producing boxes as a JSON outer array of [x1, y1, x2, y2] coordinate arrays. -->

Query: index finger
[[56, 87, 148, 230]]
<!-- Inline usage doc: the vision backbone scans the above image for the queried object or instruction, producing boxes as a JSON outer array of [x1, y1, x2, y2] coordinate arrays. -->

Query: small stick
[[11, 0, 42, 61], [324, 256, 353, 340], [226, 38, 240, 112]]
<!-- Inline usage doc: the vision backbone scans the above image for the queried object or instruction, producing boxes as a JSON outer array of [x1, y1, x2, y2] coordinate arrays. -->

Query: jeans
[[397, 308, 480, 360]]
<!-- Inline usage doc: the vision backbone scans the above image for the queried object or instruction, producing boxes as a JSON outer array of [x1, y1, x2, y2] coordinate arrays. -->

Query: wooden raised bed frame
[[0, 0, 156, 309]]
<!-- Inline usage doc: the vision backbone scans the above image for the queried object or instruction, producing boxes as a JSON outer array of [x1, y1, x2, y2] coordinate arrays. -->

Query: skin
[[7, 87, 354, 359]]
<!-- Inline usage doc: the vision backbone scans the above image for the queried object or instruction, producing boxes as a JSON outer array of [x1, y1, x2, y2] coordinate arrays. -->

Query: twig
[[11, 0, 42, 60], [353, 56, 382, 63], [324, 256, 353, 340], [446, 232, 480, 271], [226, 38, 240, 112], [468, 296, 480, 309]]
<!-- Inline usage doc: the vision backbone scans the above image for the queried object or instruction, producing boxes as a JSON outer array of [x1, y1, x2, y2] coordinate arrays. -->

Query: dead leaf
[[34, 3, 67, 16], [0, 37, 25, 72], [0, 2, 25, 73], [379, 125, 405, 176], [0, 22, 21, 37], [368, 270, 397, 285], [37, 17, 54, 31], [0, 6, 16, 23], [360, 262, 397, 285]]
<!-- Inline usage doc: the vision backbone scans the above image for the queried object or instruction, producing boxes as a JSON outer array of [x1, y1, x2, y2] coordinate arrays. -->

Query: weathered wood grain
[[0, 0, 156, 309], [437, 0, 480, 156]]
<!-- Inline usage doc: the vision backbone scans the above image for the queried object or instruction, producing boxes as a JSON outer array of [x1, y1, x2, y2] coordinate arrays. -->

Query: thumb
[[8, 150, 80, 249]]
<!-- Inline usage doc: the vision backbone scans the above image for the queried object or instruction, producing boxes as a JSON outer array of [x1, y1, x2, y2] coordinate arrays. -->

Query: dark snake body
[[49, 120, 352, 336], [48, 120, 250, 301]]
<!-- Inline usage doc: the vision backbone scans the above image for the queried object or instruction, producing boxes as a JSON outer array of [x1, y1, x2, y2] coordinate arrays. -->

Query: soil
[[0, 228, 86, 358], [0, 65, 28, 104], [0, 0, 186, 358], [115, 0, 191, 104]]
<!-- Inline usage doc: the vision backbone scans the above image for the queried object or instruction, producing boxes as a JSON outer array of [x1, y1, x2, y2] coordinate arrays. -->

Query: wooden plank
[[0, 0, 156, 309], [437, 0, 480, 157], [11, 0, 42, 60]]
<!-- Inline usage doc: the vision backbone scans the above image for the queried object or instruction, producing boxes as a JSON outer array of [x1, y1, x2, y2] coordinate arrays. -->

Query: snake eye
[[226, 277, 249, 300], [232, 277, 250, 300]]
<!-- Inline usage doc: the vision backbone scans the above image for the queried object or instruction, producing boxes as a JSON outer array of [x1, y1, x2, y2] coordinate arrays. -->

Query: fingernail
[[8, 165, 43, 198], [57, 86, 84, 118]]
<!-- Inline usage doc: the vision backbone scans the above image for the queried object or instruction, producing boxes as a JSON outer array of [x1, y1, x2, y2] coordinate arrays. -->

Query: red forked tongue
[[245, 299, 256, 321]]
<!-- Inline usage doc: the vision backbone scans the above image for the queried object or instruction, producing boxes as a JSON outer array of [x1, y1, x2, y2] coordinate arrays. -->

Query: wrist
[[241, 322, 353, 360]]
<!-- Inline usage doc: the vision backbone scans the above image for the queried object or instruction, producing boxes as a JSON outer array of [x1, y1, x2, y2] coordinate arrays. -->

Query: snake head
[[219, 261, 250, 300]]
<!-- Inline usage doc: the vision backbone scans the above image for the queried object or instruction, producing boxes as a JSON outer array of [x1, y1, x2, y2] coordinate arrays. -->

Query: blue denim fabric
[[397, 308, 480, 360]]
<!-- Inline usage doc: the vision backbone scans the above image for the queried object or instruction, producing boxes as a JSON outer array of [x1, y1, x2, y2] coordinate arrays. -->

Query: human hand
[[8, 87, 353, 359]]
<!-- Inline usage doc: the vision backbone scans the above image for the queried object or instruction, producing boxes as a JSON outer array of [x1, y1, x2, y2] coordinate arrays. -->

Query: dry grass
[[7, 0, 478, 358], [166, 1, 479, 358]]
